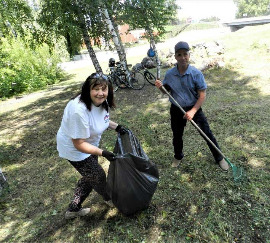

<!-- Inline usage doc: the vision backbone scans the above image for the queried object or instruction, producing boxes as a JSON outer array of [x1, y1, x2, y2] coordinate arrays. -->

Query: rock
[[164, 41, 225, 71]]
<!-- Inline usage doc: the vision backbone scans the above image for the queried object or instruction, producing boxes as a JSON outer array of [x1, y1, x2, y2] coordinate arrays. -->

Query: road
[[59, 27, 231, 71]]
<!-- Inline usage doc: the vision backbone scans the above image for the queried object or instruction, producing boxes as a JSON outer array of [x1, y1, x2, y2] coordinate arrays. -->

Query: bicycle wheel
[[118, 74, 129, 89], [144, 71, 156, 86], [130, 72, 145, 90]]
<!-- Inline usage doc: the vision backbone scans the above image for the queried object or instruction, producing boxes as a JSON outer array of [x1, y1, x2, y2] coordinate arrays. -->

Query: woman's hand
[[115, 125, 128, 135], [102, 150, 116, 161]]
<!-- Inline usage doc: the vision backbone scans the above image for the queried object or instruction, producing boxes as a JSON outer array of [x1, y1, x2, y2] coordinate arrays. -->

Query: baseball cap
[[175, 41, 190, 52]]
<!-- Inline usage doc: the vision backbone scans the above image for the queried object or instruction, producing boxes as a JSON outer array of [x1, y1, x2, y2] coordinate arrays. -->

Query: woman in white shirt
[[57, 73, 127, 219]]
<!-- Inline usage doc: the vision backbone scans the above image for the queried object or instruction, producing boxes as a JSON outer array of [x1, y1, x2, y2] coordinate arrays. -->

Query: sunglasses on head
[[91, 73, 108, 80]]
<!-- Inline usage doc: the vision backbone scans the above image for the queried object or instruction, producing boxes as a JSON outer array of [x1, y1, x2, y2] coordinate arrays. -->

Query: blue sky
[[176, 0, 237, 21]]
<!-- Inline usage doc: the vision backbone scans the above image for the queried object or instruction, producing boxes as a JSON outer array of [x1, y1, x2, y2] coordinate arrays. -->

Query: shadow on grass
[[0, 67, 269, 242]]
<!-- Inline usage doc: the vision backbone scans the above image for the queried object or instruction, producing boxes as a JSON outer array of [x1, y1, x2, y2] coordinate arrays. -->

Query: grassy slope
[[0, 24, 270, 242]]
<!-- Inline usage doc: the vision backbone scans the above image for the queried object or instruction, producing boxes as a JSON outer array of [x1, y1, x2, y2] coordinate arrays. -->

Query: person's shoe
[[104, 200, 114, 208], [219, 158, 229, 171], [171, 158, 181, 168], [65, 208, 91, 219]]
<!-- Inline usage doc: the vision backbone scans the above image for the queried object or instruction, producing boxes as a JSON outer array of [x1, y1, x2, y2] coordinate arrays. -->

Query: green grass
[[162, 22, 221, 39], [1, 24, 270, 242]]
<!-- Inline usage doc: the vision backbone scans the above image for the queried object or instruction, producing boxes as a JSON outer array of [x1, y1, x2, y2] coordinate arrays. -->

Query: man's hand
[[102, 150, 116, 161], [184, 109, 196, 121], [155, 79, 163, 89]]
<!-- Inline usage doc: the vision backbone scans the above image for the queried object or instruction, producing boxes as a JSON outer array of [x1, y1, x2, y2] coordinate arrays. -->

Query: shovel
[[160, 86, 243, 182]]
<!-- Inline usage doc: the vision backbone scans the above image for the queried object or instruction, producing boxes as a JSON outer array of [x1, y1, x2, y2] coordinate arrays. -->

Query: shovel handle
[[161, 86, 226, 159]]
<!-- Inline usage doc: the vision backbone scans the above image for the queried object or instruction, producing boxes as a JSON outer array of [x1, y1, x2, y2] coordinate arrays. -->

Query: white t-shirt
[[57, 96, 110, 161]]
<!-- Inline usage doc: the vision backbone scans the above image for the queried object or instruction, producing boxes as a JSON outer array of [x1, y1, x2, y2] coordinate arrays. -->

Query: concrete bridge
[[223, 15, 270, 31]]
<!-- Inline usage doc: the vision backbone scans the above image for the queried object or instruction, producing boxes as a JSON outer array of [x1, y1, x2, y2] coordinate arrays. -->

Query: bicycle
[[141, 67, 156, 86], [107, 59, 145, 92], [132, 62, 156, 86]]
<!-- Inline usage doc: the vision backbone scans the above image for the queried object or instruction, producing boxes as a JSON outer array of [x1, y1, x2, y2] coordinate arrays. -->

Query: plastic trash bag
[[141, 57, 157, 69], [147, 47, 156, 57], [106, 130, 159, 215]]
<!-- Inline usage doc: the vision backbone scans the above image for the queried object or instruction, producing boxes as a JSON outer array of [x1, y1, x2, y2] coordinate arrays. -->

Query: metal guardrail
[[223, 15, 270, 31]]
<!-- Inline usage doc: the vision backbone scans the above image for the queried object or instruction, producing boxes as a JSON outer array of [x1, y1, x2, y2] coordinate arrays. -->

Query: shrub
[[0, 37, 65, 98]]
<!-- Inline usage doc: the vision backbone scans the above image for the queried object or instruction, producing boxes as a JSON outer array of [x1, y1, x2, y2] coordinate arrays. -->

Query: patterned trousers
[[68, 155, 110, 212]]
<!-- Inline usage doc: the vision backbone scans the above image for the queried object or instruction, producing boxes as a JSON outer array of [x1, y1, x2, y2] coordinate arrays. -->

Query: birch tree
[[38, 0, 110, 72], [98, 2, 132, 78], [38, 0, 178, 75], [122, 0, 177, 77]]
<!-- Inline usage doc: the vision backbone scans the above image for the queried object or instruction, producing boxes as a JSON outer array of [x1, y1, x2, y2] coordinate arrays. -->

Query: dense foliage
[[0, 0, 33, 38], [38, 0, 115, 57], [234, 0, 270, 18], [0, 0, 178, 98], [0, 0, 68, 98], [0, 37, 64, 98], [122, 0, 177, 40]]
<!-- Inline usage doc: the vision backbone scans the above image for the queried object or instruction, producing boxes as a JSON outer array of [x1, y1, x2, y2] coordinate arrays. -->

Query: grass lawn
[[0, 24, 270, 242]]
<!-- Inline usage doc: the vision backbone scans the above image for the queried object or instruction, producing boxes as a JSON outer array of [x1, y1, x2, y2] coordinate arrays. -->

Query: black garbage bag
[[106, 130, 159, 215]]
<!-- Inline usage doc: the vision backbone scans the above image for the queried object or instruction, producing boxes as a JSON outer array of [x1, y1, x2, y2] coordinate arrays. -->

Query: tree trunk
[[147, 29, 161, 79], [111, 17, 127, 63], [80, 19, 103, 73], [65, 32, 73, 58], [100, 7, 130, 77]]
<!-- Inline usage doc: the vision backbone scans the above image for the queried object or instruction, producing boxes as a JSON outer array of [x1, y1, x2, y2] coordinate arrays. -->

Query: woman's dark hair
[[73, 73, 115, 111]]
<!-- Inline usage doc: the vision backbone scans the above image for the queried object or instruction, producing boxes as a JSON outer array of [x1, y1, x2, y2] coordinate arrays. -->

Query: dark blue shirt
[[163, 65, 207, 107]]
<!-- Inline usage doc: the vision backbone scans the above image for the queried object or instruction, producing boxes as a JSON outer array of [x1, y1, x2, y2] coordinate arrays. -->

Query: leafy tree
[[38, 0, 84, 57], [121, 0, 177, 77], [38, 0, 113, 72], [0, 0, 33, 38], [234, 0, 270, 18], [122, 0, 177, 39], [99, 0, 177, 76], [200, 16, 220, 22], [39, 0, 132, 74], [38, 0, 178, 75]]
